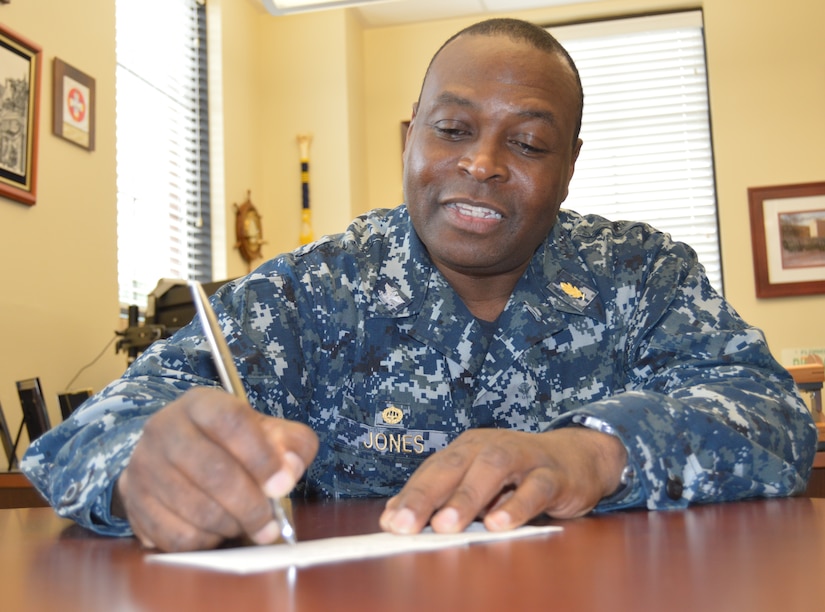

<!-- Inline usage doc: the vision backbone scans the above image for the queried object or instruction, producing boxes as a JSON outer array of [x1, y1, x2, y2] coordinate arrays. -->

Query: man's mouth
[[447, 202, 503, 220]]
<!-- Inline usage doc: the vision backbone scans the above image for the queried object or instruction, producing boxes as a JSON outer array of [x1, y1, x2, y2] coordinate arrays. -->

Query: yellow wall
[[0, 1, 124, 450], [1, 0, 823, 453], [255, 7, 367, 254], [215, 0, 367, 279], [703, 0, 825, 356]]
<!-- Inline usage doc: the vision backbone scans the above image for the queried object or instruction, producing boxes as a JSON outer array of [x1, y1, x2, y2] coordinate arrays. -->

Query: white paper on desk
[[146, 523, 562, 574]]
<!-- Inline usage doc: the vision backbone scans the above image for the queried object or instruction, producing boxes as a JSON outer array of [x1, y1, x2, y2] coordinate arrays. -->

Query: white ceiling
[[355, 0, 599, 27]]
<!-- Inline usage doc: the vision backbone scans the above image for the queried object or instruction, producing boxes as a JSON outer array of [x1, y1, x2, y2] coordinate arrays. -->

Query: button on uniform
[[666, 476, 684, 500]]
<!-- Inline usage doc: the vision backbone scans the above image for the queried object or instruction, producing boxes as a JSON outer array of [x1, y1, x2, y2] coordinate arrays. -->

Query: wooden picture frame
[[53, 58, 95, 151], [0, 24, 41, 206], [748, 181, 825, 298], [0, 400, 17, 470]]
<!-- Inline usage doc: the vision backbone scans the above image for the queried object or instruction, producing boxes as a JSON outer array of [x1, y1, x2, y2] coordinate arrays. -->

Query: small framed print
[[748, 181, 825, 298], [0, 24, 41, 206], [53, 58, 95, 151]]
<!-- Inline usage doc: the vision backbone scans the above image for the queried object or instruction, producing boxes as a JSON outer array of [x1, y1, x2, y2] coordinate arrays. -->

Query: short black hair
[[419, 18, 584, 146]]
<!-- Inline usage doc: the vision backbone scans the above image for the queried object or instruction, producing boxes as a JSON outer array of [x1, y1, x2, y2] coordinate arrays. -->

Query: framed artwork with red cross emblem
[[53, 58, 95, 151]]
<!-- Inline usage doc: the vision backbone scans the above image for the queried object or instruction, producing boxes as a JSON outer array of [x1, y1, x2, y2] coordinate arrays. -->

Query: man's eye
[[434, 126, 468, 139], [512, 140, 547, 155]]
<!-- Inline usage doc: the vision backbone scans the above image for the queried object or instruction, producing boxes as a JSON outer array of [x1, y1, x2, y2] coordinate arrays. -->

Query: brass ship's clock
[[234, 191, 265, 268]]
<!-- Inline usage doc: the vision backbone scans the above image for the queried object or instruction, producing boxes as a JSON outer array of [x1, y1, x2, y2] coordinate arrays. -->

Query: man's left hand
[[379, 427, 628, 535]]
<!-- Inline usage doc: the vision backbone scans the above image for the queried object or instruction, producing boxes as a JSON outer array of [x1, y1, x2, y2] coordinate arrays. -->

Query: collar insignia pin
[[378, 283, 406, 309], [560, 281, 584, 300]]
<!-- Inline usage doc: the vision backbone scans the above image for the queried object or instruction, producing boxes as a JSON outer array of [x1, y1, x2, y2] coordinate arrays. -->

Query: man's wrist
[[570, 415, 634, 500]]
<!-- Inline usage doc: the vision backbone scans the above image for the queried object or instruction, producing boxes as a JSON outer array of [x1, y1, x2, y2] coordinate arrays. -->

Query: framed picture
[[53, 58, 95, 151], [0, 24, 41, 206], [748, 181, 825, 298]]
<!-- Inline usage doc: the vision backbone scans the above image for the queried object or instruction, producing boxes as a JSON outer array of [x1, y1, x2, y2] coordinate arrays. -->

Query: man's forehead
[[422, 34, 575, 102], [438, 32, 558, 60], [426, 33, 569, 83]]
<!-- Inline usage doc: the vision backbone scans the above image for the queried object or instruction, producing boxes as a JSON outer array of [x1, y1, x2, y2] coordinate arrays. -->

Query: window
[[115, 0, 211, 308], [551, 11, 722, 292]]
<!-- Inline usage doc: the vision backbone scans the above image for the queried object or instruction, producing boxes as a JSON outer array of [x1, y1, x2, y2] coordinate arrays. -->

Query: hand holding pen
[[189, 281, 298, 545], [113, 285, 318, 552]]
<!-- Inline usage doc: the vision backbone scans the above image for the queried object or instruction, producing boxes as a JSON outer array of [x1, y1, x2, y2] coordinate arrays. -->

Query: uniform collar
[[369, 207, 604, 317], [366, 206, 607, 373]]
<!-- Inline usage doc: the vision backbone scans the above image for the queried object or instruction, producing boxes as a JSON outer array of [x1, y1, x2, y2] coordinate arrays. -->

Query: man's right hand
[[114, 387, 319, 552]]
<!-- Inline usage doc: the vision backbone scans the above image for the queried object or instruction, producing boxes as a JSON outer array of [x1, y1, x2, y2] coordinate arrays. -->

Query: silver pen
[[189, 281, 297, 545]]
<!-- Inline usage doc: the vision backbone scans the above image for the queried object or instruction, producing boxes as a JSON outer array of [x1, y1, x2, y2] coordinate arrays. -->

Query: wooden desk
[[805, 422, 825, 497], [0, 472, 49, 509], [2, 498, 824, 612]]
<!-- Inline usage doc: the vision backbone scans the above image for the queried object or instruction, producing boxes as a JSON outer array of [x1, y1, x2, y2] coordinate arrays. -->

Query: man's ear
[[403, 103, 419, 155], [561, 138, 583, 201], [571, 137, 583, 167]]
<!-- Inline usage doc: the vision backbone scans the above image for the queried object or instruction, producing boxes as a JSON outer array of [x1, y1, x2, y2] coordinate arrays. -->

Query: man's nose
[[457, 137, 508, 182]]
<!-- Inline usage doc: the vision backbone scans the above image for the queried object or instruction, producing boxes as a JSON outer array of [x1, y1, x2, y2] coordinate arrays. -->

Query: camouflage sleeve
[[19, 273, 305, 536], [549, 235, 818, 511], [19, 380, 193, 536]]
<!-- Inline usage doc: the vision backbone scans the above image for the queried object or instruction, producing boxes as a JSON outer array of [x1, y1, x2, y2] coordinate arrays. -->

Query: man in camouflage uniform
[[22, 18, 817, 552]]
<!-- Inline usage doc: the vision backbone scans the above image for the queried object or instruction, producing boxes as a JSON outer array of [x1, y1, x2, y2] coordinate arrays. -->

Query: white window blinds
[[115, 0, 211, 308], [551, 11, 722, 292]]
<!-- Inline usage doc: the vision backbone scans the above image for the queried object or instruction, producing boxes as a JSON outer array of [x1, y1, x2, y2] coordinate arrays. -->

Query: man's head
[[403, 18, 584, 283], [421, 19, 584, 145]]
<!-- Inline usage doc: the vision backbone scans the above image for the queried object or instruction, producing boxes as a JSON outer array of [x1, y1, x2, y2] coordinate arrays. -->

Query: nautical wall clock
[[234, 190, 265, 270]]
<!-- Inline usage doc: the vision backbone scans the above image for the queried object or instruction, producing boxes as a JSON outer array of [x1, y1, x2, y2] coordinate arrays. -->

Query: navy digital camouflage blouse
[[22, 205, 818, 536]]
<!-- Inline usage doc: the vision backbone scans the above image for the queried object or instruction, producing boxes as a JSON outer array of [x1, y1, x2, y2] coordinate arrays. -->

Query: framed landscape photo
[[748, 181, 825, 298], [53, 57, 95, 151], [0, 24, 41, 206]]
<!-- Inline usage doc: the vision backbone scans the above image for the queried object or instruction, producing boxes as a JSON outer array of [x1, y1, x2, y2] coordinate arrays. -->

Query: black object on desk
[[0, 401, 17, 470], [15, 378, 51, 444], [57, 389, 92, 420], [6, 378, 52, 471]]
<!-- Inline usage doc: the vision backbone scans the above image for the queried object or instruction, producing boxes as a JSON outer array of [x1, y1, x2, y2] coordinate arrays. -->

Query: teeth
[[452, 202, 502, 219]]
